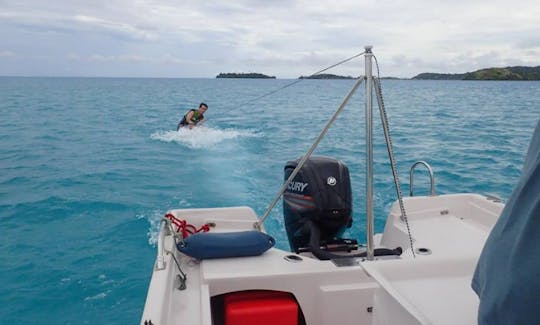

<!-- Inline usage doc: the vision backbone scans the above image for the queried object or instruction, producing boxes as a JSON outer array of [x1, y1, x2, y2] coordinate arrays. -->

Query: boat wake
[[150, 126, 260, 148]]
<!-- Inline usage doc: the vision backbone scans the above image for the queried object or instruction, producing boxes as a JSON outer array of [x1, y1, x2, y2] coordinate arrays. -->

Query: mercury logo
[[327, 177, 337, 186], [287, 181, 308, 192]]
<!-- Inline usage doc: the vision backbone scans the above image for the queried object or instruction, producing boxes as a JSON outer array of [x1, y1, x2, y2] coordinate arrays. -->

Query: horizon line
[[0, 75, 410, 79]]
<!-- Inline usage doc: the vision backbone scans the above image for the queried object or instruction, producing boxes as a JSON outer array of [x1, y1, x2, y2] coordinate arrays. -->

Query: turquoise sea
[[1, 77, 539, 323]]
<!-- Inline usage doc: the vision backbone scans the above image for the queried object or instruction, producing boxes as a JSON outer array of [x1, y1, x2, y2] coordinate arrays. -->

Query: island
[[216, 73, 276, 79], [299, 73, 354, 79], [413, 66, 540, 80]]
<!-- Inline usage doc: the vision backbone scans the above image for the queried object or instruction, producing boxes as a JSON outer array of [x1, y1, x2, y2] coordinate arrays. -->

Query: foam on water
[[150, 126, 260, 148]]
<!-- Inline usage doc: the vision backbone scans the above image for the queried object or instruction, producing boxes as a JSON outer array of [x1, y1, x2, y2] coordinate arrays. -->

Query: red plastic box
[[224, 290, 299, 325]]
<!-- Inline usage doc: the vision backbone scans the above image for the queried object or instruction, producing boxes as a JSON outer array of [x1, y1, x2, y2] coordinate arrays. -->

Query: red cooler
[[224, 290, 299, 325]]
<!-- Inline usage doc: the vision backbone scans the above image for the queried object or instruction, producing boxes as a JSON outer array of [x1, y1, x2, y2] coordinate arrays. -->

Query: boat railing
[[156, 218, 171, 270], [409, 161, 436, 196]]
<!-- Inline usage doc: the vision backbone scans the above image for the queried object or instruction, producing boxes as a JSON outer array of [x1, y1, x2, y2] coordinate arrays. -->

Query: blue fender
[[177, 230, 275, 259]]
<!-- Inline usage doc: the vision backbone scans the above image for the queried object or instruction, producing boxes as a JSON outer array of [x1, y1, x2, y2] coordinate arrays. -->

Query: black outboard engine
[[283, 156, 353, 254]]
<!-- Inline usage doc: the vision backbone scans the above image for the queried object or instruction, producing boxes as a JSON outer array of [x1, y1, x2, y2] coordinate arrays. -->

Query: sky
[[1, 0, 539, 78]]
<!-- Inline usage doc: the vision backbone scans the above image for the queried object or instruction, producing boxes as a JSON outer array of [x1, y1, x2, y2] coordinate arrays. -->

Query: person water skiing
[[177, 103, 208, 130]]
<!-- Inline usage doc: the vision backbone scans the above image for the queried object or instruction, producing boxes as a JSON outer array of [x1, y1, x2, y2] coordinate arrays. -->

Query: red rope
[[164, 213, 210, 238]]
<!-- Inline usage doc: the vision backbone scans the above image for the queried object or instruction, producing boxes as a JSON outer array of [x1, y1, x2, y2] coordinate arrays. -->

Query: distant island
[[216, 73, 276, 79], [299, 73, 354, 79], [215, 66, 540, 80], [413, 66, 540, 80]]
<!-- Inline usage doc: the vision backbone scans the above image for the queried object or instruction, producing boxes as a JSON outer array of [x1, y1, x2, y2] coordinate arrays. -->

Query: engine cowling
[[283, 156, 352, 253]]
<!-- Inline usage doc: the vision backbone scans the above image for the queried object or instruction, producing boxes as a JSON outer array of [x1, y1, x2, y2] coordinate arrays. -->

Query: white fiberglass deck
[[364, 193, 502, 324], [141, 194, 503, 325]]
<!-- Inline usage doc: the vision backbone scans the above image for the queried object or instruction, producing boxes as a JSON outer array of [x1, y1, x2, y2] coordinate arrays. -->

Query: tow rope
[[164, 213, 210, 239]]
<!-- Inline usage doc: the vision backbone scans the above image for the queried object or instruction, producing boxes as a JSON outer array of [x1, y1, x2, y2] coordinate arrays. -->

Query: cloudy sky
[[1, 0, 539, 78]]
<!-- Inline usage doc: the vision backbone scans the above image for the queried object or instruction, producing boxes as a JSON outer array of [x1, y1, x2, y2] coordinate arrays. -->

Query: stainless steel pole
[[255, 77, 364, 230], [365, 46, 375, 261]]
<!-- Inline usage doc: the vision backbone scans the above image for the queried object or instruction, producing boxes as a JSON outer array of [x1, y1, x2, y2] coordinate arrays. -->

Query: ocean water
[[1, 76, 539, 323]]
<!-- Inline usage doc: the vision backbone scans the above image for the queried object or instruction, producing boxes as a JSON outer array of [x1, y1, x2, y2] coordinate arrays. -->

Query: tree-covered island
[[216, 73, 276, 79], [413, 66, 540, 80], [299, 73, 354, 79]]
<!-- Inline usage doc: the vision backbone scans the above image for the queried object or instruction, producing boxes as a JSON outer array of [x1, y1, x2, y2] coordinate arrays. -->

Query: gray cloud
[[1, 0, 539, 77], [0, 50, 15, 58]]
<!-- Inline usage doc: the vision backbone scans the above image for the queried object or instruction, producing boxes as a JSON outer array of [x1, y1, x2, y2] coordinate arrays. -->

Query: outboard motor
[[283, 156, 353, 254], [283, 156, 403, 260]]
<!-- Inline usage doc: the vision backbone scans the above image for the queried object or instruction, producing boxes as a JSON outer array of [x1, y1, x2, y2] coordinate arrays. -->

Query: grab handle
[[410, 161, 435, 197]]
